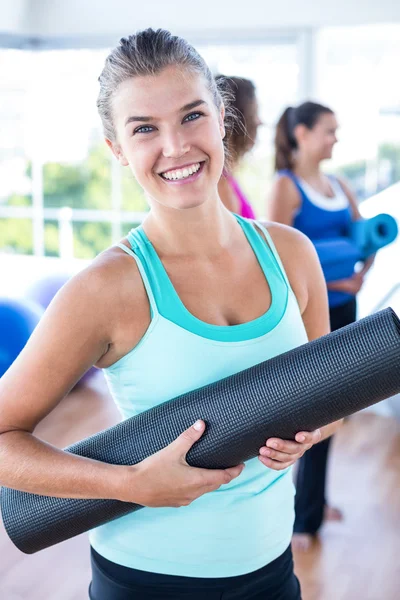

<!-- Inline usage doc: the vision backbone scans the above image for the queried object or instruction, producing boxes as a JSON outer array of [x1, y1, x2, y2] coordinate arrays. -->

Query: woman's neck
[[142, 198, 239, 258], [293, 155, 322, 181]]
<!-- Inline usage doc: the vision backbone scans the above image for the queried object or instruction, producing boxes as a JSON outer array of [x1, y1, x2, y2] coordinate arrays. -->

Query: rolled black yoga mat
[[2, 307, 400, 554]]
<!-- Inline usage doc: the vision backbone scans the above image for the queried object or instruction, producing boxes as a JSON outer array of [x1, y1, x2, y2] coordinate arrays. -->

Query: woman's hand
[[327, 272, 365, 295], [258, 429, 322, 470], [359, 253, 376, 277], [118, 420, 245, 507]]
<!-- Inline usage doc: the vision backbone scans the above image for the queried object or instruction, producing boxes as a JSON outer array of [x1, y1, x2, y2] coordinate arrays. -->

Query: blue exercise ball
[[0, 298, 44, 378], [25, 272, 72, 310]]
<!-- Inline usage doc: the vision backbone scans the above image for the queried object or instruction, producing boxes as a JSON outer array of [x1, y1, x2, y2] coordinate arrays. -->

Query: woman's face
[[108, 66, 225, 211], [296, 112, 338, 161]]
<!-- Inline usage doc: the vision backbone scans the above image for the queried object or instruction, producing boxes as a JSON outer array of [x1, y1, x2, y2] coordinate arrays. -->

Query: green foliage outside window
[[1, 142, 399, 257]]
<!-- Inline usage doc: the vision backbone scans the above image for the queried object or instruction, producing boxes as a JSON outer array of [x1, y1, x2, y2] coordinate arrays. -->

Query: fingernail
[[298, 435, 306, 442], [193, 420, 203, 431]]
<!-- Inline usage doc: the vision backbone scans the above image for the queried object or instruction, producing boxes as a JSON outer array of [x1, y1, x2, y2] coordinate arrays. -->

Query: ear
[[293, 123, 308, 145], [105, 138, 129, 167], [219, 104, 226, 139]]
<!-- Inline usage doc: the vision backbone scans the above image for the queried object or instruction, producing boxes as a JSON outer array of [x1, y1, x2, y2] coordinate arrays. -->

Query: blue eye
[[134, 125, 154, 135], [183, 112, 203, 123]]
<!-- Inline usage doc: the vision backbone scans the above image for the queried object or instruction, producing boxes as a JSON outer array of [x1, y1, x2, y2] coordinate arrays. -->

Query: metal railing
[[0, 205, 148, 258]]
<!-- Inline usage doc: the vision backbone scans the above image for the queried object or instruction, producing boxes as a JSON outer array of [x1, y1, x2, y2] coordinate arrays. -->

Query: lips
[[159, 161, 203, 181]]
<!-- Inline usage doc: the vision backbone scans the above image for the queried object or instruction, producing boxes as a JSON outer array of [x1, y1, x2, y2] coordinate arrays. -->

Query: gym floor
[[1, 374, 399, 600]]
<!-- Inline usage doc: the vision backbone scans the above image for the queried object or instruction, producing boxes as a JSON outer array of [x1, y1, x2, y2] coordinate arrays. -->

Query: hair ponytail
[[274, 107, 297, 172]]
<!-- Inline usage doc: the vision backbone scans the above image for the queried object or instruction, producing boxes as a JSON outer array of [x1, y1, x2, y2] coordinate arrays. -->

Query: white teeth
[[161, 162, 201, 181]]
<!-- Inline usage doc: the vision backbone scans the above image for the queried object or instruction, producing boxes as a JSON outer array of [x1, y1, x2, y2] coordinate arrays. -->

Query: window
[[315, 24, 400, 200], [198, 42, 300, 217], [0, 37, 303, 256]]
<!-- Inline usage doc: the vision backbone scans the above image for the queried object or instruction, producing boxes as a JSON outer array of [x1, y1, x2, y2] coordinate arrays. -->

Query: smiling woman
[[0, 28, 339, 600], [101, 65, 227, 211]]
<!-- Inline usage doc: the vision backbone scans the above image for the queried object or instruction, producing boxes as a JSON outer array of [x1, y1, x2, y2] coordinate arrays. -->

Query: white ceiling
[[2, 0, 400, 46]]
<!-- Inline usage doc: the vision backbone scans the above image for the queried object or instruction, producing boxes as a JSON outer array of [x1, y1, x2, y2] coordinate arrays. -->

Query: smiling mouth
[[159, 162, 203, 181]]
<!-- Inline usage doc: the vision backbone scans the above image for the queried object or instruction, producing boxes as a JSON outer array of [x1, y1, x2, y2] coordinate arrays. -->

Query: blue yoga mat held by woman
[[0, 32, 342, 599]]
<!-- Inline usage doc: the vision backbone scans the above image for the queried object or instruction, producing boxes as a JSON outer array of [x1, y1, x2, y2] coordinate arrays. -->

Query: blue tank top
[[89, 214, 309, 578], [278, 169, 353, 308]]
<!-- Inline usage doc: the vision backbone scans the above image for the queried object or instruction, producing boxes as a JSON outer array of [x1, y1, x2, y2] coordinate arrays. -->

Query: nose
[[162, 129, 190, 159]]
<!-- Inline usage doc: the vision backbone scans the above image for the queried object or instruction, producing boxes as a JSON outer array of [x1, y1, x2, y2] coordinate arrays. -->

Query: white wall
[[0, 0, 31, 35], [16, 0, 400, 40]]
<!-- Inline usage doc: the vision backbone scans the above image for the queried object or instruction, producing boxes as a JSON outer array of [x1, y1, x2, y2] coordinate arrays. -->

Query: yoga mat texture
[[2, 308, 400, 555]]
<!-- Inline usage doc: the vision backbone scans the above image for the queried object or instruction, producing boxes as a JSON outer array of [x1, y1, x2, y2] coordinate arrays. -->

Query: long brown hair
[[215, 75, 258, 165], [274, 101, 334, 171]]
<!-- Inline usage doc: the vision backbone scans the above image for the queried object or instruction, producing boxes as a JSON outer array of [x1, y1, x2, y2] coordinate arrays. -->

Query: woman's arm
[[0, 250, 242, 506], [266, 176, 300, 225], [0, 262, 123, 499]]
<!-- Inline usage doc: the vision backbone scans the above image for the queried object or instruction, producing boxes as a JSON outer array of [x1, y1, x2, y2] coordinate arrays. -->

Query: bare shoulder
[[59, 242, 145, 311], [258, 220, 315, 258], [269, 175, 300, 206], [256, 221, 319, 313], [48, 242, 151, 366]]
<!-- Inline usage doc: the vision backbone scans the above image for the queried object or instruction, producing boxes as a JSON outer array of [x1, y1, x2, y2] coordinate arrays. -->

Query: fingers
[[258, 455, 293, 471], [172, 420, 206, 457], [264, 438, 305, 454], [209, 464, 245, 487], [260, 431, 322, 468], [265, 429, 321, 451], [295, 429, 321, 444], [259, 446, 301, 463], [224, 463, 245, 481], [196, 463, 245, 492]]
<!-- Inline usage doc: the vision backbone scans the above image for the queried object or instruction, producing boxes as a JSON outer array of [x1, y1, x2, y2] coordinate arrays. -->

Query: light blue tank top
[[89, 214, 309, 578]]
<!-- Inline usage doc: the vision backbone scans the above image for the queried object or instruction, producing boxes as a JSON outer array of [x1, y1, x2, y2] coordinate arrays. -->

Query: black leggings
[[294, 298, 357, 535], [89, 545, 302, 600]]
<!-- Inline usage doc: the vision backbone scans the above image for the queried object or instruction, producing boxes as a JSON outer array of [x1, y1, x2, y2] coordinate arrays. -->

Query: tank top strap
[[277, 169, 304, 197], [251, 220, 291, 288], [116, 242, 158, 317]]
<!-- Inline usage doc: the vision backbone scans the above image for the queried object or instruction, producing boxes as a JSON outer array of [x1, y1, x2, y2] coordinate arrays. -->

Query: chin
[[173, 196, 208, 211], [319, 151, 332, 161], [153, 193, 208, 212]]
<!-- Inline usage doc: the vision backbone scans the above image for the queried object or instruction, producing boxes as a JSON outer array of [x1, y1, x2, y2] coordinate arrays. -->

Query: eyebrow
[[124, 99, 207, 127]]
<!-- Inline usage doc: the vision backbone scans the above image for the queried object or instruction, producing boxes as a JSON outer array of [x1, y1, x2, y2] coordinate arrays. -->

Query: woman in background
[[267, 101, 374, 551], [216, 75, 261, 218]]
